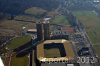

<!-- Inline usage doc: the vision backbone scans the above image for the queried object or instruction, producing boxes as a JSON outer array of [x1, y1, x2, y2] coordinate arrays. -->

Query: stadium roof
[[37, 39, 75, 62]]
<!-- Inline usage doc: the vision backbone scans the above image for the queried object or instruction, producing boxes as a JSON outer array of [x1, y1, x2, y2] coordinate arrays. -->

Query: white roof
[[44, 18, 51, 21], [27, 29, 37, 32], [67, 64, 74, 66], [0, 57, 4, 66]]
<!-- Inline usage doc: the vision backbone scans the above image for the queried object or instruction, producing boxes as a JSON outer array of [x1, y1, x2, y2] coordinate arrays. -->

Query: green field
[[73, 11, 100, 44], [0, 19, 35, 35], [52, 15, 69, 25], [6, 35, 31, 66], [25, 7, 46, 18], [10, 55, 28, 66], [93, 44, 100, 57], [73, 10, 100, 57], [7, 35, 31, 49], [45, 48, 61, 58]]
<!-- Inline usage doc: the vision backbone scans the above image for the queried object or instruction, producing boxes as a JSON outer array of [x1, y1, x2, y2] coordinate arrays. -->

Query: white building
[[0, 57, 4, 66]]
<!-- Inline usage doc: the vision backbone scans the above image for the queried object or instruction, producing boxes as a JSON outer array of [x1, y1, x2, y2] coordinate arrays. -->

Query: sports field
[[6, 35, 31, 49], [37, 39, 75, 61], [44, 48, 61, 58], [52, 15, 69, 25]]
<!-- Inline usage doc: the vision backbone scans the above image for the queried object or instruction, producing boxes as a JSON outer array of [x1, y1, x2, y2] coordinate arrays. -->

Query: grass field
[[51, 15, 69, 25], [73, 11, 100, 44], [10, 55, 28, 66], [44, 48, 61, 58], [73, 10, 100, 57], [0, 19, 35, 35], [93, 44, 100, 57], [7, 35, 31, 49], [0, 20, 25, 34], [25, 7, 46, 16], [5, 35, 31, 66]]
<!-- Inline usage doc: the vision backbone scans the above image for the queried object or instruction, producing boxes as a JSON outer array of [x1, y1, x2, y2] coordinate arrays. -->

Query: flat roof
[[37, 39, 75, 62], [67, 64, 74, 66], [0, 57, 4, 66], [27, 29, 37, 32]]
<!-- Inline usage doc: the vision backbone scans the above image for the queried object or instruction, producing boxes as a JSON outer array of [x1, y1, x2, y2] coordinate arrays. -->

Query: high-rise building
[[43, 22, 50, 40], [43, 18, 51, 40], [36, 22, 44, 41], [36, 18, 51, 40]]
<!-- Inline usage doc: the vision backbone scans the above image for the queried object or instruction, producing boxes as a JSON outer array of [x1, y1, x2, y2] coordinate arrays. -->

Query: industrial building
[[50, 31, 69, 40], [36, 22, 44, 41], [43, 22, 50, 40]]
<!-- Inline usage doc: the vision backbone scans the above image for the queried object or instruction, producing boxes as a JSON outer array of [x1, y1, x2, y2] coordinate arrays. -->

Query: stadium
[[36, 39, 75, 63]]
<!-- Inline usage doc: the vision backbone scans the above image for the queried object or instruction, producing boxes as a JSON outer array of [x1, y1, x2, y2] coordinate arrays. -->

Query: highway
[[70, 19, 98, 66], [57, 5, 98, 65]]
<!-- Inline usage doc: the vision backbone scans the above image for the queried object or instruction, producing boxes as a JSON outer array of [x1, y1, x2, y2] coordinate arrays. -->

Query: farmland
[[73, 11, 100, 44], [0, 19, 35, 35], [73, 10, 100, 57]]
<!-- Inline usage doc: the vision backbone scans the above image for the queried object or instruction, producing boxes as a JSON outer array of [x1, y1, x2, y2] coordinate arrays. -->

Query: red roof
[[61, 27, 74, 33]]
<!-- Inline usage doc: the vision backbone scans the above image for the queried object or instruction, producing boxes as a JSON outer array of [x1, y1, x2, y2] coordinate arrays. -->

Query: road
[[58, 7, 98, 65], [72, 19, 98, 66]]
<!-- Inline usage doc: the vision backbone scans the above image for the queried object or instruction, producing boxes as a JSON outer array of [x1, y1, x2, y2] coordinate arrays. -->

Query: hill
[[0, 0, 98, 17], [0, 0, 60, 14]]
